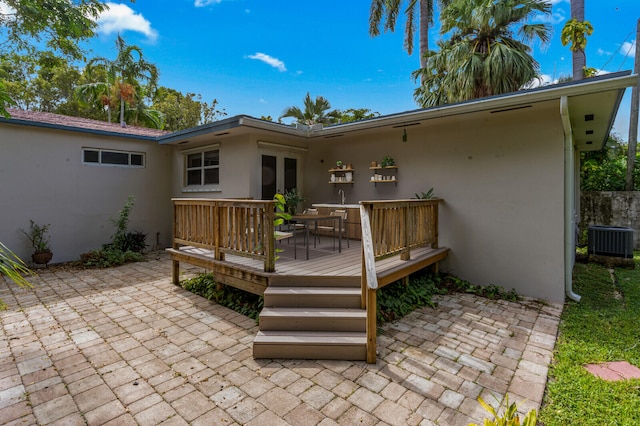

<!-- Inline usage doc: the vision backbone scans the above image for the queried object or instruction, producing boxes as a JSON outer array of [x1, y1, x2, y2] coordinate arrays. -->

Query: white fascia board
[[314, 73, 637, 137]]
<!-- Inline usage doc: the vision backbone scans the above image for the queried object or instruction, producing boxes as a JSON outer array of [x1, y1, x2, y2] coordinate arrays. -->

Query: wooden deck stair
[[253, 282, 367, 360]]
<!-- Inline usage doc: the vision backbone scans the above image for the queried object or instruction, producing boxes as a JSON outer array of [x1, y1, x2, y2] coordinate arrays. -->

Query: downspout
[[560, 96, 581, 302]]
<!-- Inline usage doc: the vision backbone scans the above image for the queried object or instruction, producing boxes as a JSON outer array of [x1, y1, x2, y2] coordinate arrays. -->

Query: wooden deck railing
[[172, 198, 277, 272], [360, 199, 442, 363]]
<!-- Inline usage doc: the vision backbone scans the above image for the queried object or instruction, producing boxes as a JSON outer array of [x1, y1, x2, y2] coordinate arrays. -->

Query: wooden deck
[[169, 236, 449, 291], [168, 198, 448, 363]]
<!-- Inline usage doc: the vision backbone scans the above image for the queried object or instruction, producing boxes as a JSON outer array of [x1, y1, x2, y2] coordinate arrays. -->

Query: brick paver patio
[[0, 252, 562, 425]]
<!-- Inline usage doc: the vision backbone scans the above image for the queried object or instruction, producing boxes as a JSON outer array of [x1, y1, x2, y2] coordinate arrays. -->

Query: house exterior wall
[[170, 133, 308, 200], [305, 101, 566, 302], [170, 135, 253, 198], [0, 124, 173, 263]]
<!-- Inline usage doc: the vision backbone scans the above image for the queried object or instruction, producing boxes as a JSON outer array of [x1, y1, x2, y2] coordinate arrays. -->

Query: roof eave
[[313, 71, 637, 138]]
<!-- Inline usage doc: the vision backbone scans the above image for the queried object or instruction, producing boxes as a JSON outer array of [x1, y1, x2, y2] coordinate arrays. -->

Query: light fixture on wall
[[402, 128, 407, 142]]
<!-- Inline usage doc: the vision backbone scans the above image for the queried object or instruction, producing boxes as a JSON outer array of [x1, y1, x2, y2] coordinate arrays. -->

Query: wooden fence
[[360, 199, 442, 363], [172, 198, 277, 272]]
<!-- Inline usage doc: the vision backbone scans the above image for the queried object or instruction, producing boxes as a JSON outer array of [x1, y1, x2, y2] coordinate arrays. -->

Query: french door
[[261, 153, 299, 200]]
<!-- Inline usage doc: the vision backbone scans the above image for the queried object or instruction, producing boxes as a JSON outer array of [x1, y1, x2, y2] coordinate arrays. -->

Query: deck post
[[366, 287, 377, 363], [172, 201, 180, 285], [264, 205, 276, 272]]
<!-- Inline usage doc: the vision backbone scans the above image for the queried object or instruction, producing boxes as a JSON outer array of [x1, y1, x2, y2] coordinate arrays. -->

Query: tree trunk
[[571, 0, 585, 80], [625, 19, 640, 191], [120, 96, 126, 128], [419, 0, 430, 70]]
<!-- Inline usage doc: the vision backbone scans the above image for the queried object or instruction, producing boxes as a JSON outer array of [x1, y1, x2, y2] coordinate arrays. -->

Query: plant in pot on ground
[[21, 220, 53, 265]]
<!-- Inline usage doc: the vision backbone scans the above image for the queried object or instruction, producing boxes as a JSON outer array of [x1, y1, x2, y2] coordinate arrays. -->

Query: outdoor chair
[[316, 209, 349, 249], [295, 208, 320, 245]]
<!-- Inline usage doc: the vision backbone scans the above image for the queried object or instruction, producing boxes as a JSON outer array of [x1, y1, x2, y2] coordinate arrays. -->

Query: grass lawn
[[539, 251, 640, 425]]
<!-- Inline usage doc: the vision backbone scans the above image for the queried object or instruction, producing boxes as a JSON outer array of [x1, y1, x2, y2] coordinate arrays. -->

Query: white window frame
[[182, 144, 221, 192], [82, 148, 145, 168]]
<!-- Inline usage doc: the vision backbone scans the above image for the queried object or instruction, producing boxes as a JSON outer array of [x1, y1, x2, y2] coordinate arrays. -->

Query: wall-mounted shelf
[[329, 168, 355, 184], [369, 166, 397, 186]]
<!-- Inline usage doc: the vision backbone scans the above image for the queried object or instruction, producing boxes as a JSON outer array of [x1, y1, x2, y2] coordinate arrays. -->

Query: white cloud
[[532, 9, 566, 25], [526, 74, 557, 89], [97, 3, 158, 41], [195, 0, 221, 7], [248, 53, 287, 72], [547, 0, 568, 5], [0, 2, 16, 16], [597, 48, 612, 57], [621, 41, 636, 59]]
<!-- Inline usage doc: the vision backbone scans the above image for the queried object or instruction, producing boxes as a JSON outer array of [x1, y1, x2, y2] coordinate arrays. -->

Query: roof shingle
[[4, 108, 169, 138]]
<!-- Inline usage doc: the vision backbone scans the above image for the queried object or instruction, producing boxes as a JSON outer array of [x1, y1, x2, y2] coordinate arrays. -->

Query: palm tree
[[412, 0, 551, 107], [77, 35, 159, 127], [561, 0, 592, 81], [369, 0, 451, 70], [279, 93, 340, 126]]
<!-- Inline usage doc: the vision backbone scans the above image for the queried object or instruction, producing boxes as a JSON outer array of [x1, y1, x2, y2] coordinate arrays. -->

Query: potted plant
[[21, 220, 53, 265], [336, 160, 343, 169], [381, 155, 395, 168], [283, 188, 306, 216]]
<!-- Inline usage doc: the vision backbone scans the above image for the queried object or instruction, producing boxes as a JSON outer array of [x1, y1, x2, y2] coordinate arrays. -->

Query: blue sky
[[85, 0, 637, 139]]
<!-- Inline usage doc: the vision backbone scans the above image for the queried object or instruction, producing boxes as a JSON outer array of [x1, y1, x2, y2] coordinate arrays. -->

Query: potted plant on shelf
[[336, 160, 343, 169], [21, 220, 53, 265], [381, 155, 395, 168]]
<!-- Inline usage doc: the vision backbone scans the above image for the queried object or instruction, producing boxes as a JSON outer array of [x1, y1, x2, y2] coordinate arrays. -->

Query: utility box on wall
[[588, 225, 634, 259]]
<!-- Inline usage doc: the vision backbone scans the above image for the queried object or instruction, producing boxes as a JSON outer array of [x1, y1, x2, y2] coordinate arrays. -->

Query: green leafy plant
[[415, 188, 435, 199], [381, 155, 395, 168], [272, 193, 291, 261], [77, 196, 145, 268], [439, 275, 519, 301], [377, 274, 445, 323], [20, 220, 52, 253], [109, 196, 135, 251], [0, 242, 33, 310], [470, 394, 537, 426], [561, 19, 594, 52], [336, 160, 343, 168], [283, 188, 305, 215], [181, 273, 263, 321]]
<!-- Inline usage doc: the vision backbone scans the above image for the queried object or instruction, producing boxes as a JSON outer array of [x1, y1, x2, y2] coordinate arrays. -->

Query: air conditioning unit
[[587, 225, 634, 259]]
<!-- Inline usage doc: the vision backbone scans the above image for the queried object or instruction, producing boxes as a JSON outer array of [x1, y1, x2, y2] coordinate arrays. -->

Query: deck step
[[263, 286, 361, 308], [259, 307, 366, 332], [253, 330, 366, 360]]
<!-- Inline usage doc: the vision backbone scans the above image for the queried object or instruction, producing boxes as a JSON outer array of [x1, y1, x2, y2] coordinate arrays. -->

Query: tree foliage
[[369, 0, 452, 69], [561, 18, 593, 52], [1, 51, 83, 114], [413, 0, 551, 107], [78, 35, 161, 128], [336, 108, 380, 123], [581, 135, 640, 191], [151, 87, 226, 131], [0, 1, 134, 117], [0, 0, 108, 60], [279, 92, 340, 126]]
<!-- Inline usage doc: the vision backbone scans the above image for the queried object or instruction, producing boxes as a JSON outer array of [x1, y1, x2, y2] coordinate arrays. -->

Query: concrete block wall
[[580, 191, 640, 249]]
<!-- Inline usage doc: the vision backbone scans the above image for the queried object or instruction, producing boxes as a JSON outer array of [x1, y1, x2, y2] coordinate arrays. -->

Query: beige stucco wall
[[170, 133, 308, 200], [0, 124, 173, 263], [305, 100, 566, 302]]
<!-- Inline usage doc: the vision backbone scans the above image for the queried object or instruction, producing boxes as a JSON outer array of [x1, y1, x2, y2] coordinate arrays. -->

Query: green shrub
[[182, 273, 263, 320], [377, 273, 446, 323]]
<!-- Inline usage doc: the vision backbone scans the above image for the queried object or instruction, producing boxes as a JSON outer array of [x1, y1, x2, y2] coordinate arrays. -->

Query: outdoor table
[[289, 214, 342, 260]]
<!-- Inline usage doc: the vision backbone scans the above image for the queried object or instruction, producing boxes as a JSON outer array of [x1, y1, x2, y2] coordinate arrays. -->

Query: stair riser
[[264, 294, 361, 309], [259, 316, 365, 332], [253, 343, 366, 360], [268, 276, 360, 288]]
